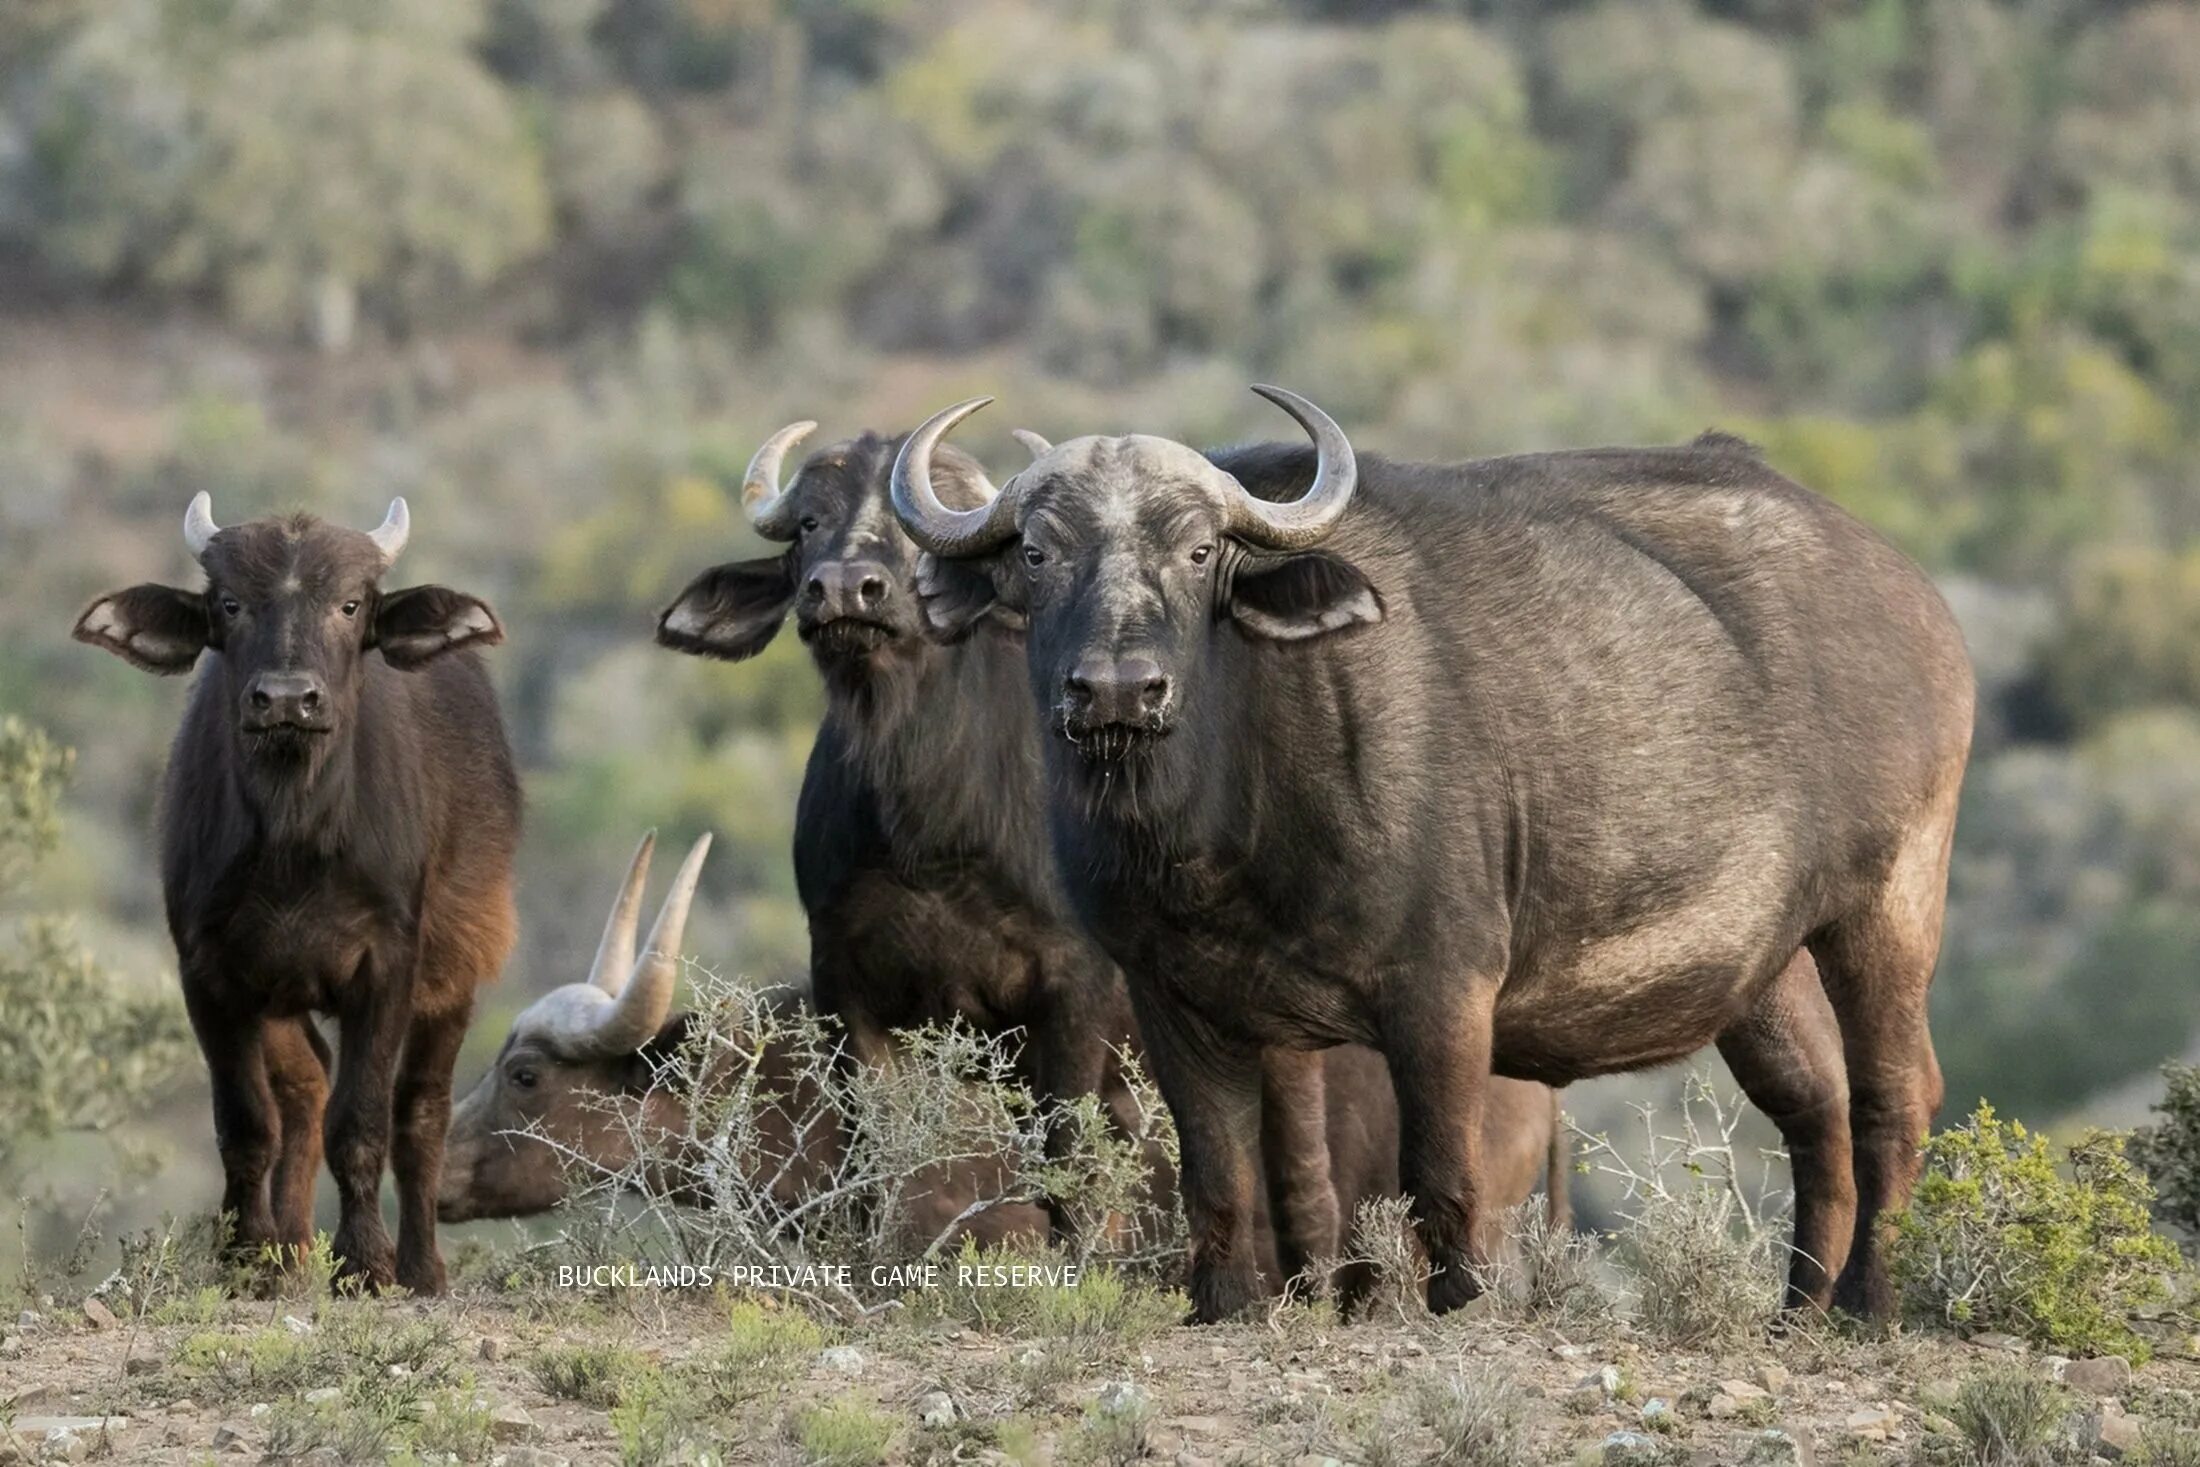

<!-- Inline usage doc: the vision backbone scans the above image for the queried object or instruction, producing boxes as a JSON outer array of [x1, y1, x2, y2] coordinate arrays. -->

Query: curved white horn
[[744, 420, 817, 542], [1222, 386, 1360, 551], [592, 833, 713, 1056], [184, 493, 221, 559], [1011, 429, 1053, 462], [890, 397, 1023, 557], [369, 498, 410, 565], [587, 831, 656, 995]]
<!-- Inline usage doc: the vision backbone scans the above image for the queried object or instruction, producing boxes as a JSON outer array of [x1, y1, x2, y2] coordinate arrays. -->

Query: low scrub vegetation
[[1576, 1077, 1787, 1346], [1891, 1104, 2182, 1360], [2135, 1062, 2200, 1254], [543, 968, 1182, 1320]]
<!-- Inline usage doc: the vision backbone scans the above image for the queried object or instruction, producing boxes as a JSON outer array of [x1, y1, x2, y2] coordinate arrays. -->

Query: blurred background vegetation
[[1, 0, 2197, 1255]]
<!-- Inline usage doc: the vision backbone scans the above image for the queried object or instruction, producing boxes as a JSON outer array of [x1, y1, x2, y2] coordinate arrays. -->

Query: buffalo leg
[[265, 1017, 332, 1265], [1716, 951, 1854, 1312], [326, 960, 409, 1292], [1136, 1000, 1264, 1322], [1380, 983, 1496, 1314], [1260, 1048, 1341, 1292], [392, 993, 470, 1295], [184, 985, 280, 1264], [1809, 789, 1958, 1318], [1025, 994, 1115, 1245]]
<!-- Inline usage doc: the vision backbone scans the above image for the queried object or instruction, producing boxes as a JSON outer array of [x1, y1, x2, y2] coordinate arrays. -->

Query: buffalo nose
[[1064, 655, 1171, 725], [244, 672, 327, 728], [806, 561, 891, 620]]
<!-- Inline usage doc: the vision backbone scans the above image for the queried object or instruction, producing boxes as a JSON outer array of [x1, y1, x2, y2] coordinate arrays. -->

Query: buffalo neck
[[827, 625, 1056, 893]]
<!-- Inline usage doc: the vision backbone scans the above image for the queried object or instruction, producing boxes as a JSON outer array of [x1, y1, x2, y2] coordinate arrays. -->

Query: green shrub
[[530, 1340, 652, 1407], [1889, 1104, 2181, 1359], [790, 1395, 897, 1467], [2132, 1063, 2200, 1250], [1945, 1363, 2066, 1467]]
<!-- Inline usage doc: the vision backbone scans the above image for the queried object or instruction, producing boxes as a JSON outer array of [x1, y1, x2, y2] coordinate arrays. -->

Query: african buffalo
[[891, 390, 1974, 1322], [649, 425, 1161, 1238], [74, 497, 519, 1293], [437, 837, 1569, 1287]]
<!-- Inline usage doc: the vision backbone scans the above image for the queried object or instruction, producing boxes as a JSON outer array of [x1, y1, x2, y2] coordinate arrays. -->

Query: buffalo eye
[[798, 515, 820, 534], [1190, 544, 1214, 567], [511, 1066, 539, 1090], [339, 600, 361, 619], [220, 596, 241, 618], [1023, 546, 1046, 569]]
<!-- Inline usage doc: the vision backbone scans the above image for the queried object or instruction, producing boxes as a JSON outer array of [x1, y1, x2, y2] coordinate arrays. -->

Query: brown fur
[[74, 510, 519, 1294]]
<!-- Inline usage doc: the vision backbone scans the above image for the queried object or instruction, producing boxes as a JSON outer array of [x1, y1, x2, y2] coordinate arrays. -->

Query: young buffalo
[[74, 496, 519, 1293]]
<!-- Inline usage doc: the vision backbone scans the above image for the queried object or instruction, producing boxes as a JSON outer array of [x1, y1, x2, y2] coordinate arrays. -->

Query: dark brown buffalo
[[74, 496, 519, 1294], [893, 391, 1973, 1322], [652, 426, 1142, 1241]]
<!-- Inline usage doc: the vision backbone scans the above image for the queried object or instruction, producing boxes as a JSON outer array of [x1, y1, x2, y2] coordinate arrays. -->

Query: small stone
[[496, 1450, 571, 1467], [1583, 1364, 1623, 1398], [477, 1335, 504, 1362], [6, 1385, 59, 1413], [281, 1314, 315, 1336], [0, 1334, 20, 1356], [1719, 1379, 1771, 1403], [210, 1423, 250, 1453], [1168, 1418, 1226, 1438], [247, 1403, 270, 1420], [2095, 1410, 2144, 1460], [1970, 1331, 2028, 1353], [80, 1298, 117, 1331], [2061, 1357, 2135, 1396], [820, 1345, 866, 1375], [1642, 1398, 1677, 1428], [1096, 1380, 1148, 1417], [916, 1391, 955, 1427], [303, 1387, 341, 1406], [165, 1401, 197, 1416], [38, 1430, 86, 1463], [1602, 1430, 1665, 1464], [1845, 1406, 1898, 1441], [1753, 1365, 1790, 1395], [123, 1354, 161, 1377], [1174, 1455, 1215, 1467], [1707, 1393, 1743, 1419], [489, 1404, 536, 1443], [13, 1421, 124, 1440], [1741, 1430, 1814, 1467], [17, 1310, 39, 1329]]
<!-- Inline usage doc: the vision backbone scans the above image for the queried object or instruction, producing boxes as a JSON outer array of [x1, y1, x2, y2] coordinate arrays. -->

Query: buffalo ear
[[655, 558, 796, 662], [73, 585, 208, 674], [915, 552, 1027, 642], [375, 586, 504, 669], [1226, 552, 1384, 643]]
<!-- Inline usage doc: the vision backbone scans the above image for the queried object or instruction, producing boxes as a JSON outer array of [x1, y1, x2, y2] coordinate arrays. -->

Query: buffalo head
[[889, 387, 1379, 766], [437, 831, 711, 1222], [73, 496, 500, 779], [654, 423, 1007, 697]]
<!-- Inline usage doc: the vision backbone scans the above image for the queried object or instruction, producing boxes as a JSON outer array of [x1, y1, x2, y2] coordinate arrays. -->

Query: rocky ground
[[1, 1280, 2195, 1466]]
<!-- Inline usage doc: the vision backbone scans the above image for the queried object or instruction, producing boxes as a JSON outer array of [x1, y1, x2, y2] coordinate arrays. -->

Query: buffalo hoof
[[1186, 1261, 1265, 1324], [396, 1250, 448, 1298], [331, 1230, 398, 1296]]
